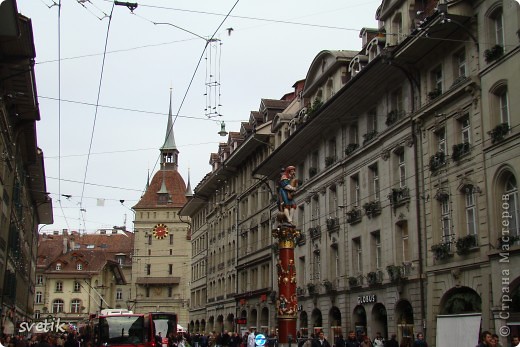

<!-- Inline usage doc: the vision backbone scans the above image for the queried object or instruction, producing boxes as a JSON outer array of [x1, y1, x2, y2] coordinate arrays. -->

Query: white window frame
[[71, 299, 81, 313], [55, 281, 63, 292], [461, 115, 471, 143], [465, 190, 477, 236], [116, 288, 123, 301], [35, 291, 43, 304], [398, 152, 406, 188]]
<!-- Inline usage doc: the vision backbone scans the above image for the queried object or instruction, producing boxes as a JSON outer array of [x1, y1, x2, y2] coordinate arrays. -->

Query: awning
[[136, 277, 180, 285]]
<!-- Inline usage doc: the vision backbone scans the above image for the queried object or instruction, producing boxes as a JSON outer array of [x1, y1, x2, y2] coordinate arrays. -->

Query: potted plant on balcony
[[362, 130, 378, 144], [348, 276, 360, 288], [429, 151, 446, 172], [484, 44, 504, 63], [346, 208, 362, 224], [323, 280, 334, 293], [452, 142, 471, 161], [488, 123, 510, 144], [326, 216, 339, 231], [434, 189, 450, 202], [307, 99, 323, 119], [498, 235, 520, 248], [307, 282, 316, 295], [363, 201, 381, 218], [431, 242, 452, 260], [325, 156, 336, 167], [386, 265, 402, 283], [345, 143, 359, 156], [428, 88, 442, 101], [386, 110, 401, 126], [389, 187, 410, 206], [309, 167, 318, 177], [366, 271, 379, 286], [455, 234, 477, 255]]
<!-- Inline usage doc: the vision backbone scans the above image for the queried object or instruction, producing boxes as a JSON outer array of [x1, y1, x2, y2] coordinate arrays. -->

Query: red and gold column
[[272, 224, 299, 344]]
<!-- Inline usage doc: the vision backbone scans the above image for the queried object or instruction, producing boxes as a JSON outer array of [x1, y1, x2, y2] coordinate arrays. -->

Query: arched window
[[52, 299, 64, 313]]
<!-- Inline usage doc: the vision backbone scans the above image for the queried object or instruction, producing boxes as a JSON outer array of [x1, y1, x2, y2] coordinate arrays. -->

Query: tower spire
[[160, 88, 179, 170]]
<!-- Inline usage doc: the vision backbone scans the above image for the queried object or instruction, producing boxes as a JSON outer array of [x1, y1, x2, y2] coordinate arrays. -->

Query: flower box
[[428, 88, 442, 101], [325, 156, 336, 167], [386, 265, 403, 283], [488, 123, 510, 144], [431, 242, 452, 260], [307, 283, 317, 295], [386, 110, 403, 126], [452, 142, 471, 161], [366, 271, 381, 286], [309, 226, 321, 240], [348, 276, 360, 287], [363, 130, 378, 144], [455, 234, 478, 255], [309, 167, 318, 177], [484, 44, 504, 63], [326, 217, 339, 231], [345, 143, 359, 156]]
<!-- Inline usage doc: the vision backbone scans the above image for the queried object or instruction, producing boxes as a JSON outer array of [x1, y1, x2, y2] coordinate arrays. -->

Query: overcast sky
[[19, 0, 380, 233]]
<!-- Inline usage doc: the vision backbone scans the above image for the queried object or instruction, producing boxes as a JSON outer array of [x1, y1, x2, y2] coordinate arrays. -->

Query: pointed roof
[[185, 169, 193, 197], [161, 88, 177, 151]]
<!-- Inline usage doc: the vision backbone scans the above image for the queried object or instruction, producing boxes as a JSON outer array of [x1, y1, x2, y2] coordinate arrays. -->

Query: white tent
[[177, 324, 187, 333]]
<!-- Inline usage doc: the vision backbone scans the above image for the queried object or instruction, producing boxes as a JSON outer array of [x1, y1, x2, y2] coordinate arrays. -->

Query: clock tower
[[130, 89, 191, 327]]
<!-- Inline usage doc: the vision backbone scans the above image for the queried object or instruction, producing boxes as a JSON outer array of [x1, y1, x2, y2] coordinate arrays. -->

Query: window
[[350, 123, 358, 144], [391, 88, 404, 112], [35, 291, 42, 304], [169, 264, 173, 275], [311, 196, 319, 227], [369, 164, 380, 201], [368, 109, 377, 132], [55, 281, 63, 292], [373, 231, 382, 270], [437, 128, 447, 153], [351, 174, 360, 206], [454, 49, 466, 79], [465, 190, 477, 236], [491, 8, 504, 47], [146, 264, 151, 275], [145, 287, 150, 298], [168, 287, 173, 298], [170, 234, 174, 245], [116, 289, 123, 301], [498, 88, 510, 124], [55, 263, 61, 271], [312, 251, 321, 282], [398, 151, 406, 188], [148, 235, 152, 245], [400, 222, 410, 262], [35, 311, 40, 320], [460, 115, 471, 144], [353, 237, 362, 274], [52, 299, 64, 313], [74, 281, 81, 292], [441, 198, 452, 245], [36, 275, 43, 285], [432, 65, 443, 92], [76, 263, 83, 271], [70, 299, 81, 313], [117, 256, 124, 265]]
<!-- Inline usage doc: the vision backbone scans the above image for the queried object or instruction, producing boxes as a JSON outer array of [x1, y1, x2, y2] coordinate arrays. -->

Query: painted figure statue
[[277, 166, 298, 225]]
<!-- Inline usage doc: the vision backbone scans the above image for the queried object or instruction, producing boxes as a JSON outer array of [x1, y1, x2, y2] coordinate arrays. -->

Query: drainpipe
[[412, 119, 427, 339]]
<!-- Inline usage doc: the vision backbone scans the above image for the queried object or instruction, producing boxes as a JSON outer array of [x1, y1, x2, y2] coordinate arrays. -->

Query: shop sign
[[357, 294, 377, 305]]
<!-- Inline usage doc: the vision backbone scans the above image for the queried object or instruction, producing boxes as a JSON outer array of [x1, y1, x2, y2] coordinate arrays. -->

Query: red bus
[[92, 309, 148, 347], [148, 312, 178, 347]]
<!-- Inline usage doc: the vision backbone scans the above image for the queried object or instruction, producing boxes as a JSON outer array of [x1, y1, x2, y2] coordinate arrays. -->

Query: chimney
[[63, 237, 68, 254]]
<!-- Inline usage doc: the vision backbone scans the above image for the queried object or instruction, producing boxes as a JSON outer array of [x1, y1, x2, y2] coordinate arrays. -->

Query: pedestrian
[[385, 334, 398, 347], [372, 333, 384, 347], [315, 332, 331, 347], [412, 333, 427, 347], [478, 332, 494, 347], [399, 337, 411, 347], [335, 334, 346, 347], [345, 331, 360, 347], [360, 335, 372, 347], [247, 330, 255, 347]]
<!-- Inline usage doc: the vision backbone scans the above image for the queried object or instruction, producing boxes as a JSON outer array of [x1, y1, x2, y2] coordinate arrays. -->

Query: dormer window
[[77, 263, 83, 271], [55, 263, 62, 271]]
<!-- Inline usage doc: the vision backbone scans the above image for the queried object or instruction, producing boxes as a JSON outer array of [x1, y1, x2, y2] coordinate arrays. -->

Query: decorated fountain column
[[273, 165, 300, 345], [272, 223, 299, 344]]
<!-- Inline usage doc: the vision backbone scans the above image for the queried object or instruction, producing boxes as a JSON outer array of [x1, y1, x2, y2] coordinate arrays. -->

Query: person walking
[[385, 335, 398, 347], [412, 333, 427, 347], [247, 330, 255, 347], [372, 333, 384, 347], [345, 331, 360, 347]]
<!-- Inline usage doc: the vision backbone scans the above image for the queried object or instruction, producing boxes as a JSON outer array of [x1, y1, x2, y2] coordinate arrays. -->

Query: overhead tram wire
[[79, 1, 116, 231]]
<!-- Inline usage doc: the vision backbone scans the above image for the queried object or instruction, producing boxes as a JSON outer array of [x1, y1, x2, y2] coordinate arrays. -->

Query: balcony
[[346, 208, 362, 224], [484, 44, 504, 63], [389, 187, 410, 207], [455, 234, 478, 255], [309, 226, 321, 240], [326, 217, 340, 232], [363, 201, 381, 219], [429, 151, 446, 173], [385, 110, 403, 127], [431, 242, 452, 261]]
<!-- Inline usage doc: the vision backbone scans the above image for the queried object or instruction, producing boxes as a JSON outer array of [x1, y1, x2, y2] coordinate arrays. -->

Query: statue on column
[[277, 166, 298, 226]]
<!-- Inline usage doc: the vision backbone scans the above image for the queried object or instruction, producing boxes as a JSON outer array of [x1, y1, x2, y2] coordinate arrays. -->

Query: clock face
[[153, 223, 169, 239]]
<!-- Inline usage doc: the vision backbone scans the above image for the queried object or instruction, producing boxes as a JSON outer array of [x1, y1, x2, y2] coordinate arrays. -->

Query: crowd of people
[[297, 331, 427, 347]]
